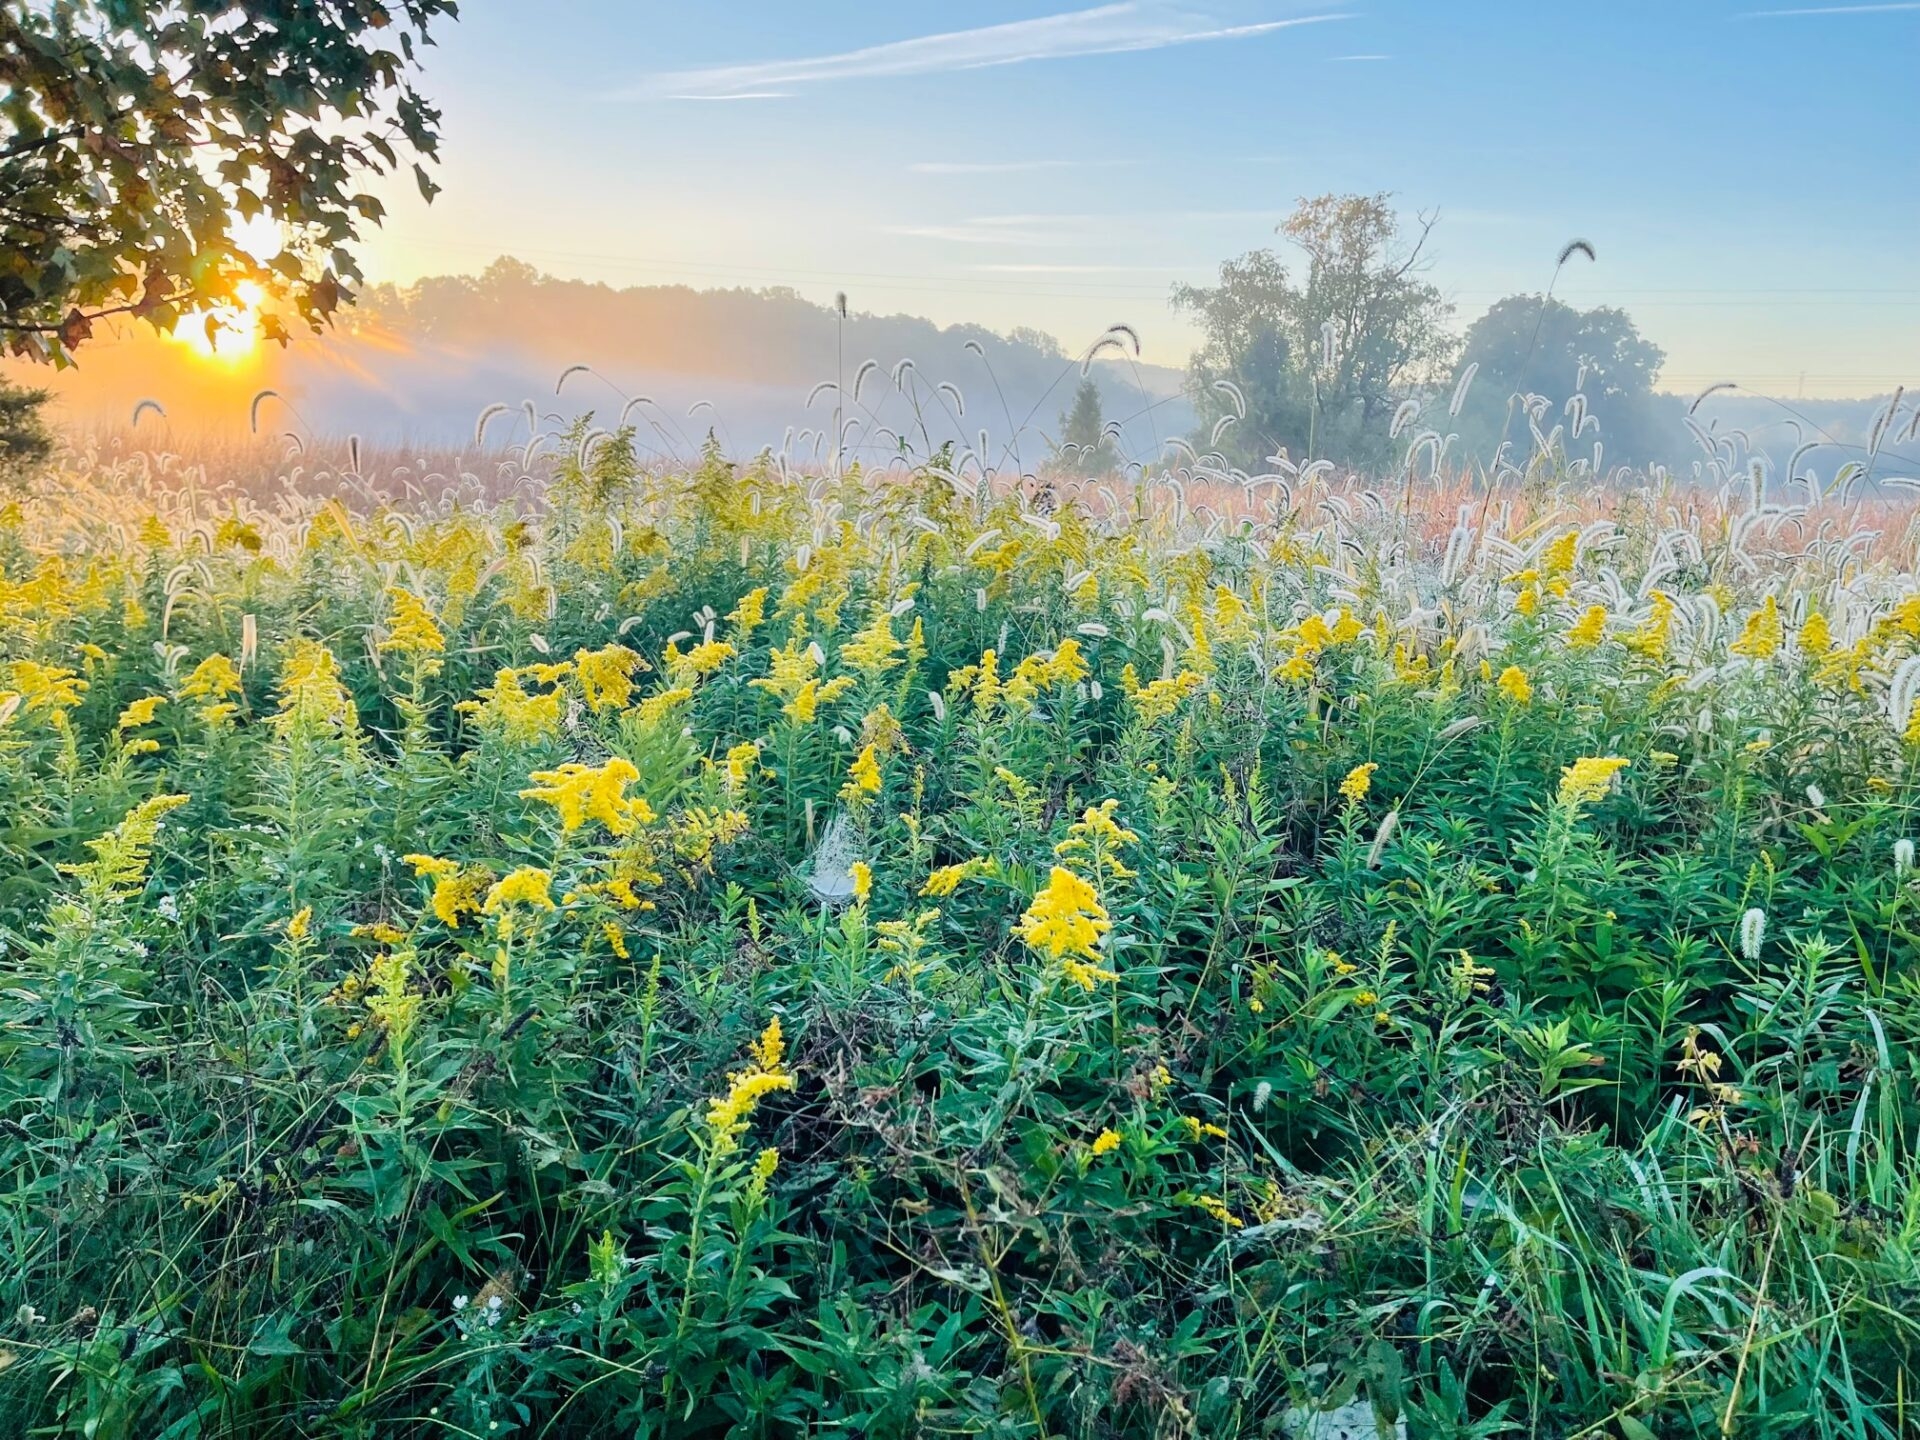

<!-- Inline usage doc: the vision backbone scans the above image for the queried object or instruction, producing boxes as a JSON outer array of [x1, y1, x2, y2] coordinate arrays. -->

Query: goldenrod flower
[[850, 861, 872, 905], [1016, 866, 1110, 962], [115, 695, 165, 731], [365, 948, 422, 1059], [847, 743, 881, 795], [1541, 530, 1578, 577], [1799, 610, 1833, 657], [180, 653, 243, 713], [521, 757, 655, 835], [404, 854, 493, 928], [669, 639, 736, 685], [1339, 762, 1377, 805], [727, 587, 769, 639], [1089, 1128, 1121, 1157], [1495, 665, 1532, 705], [61, 793, 189, 902], [1121, 665, 1204, 722], [1567, 605, 1607, 649], [7, 660, 86, 715], [1060, 956, 1120, 989], [636, 685, 695, 726], [1623, 592, 1674, 661], [379, 587, 446, 664], [1729, 595, 1782, 659], [922, 856, 993, 896], [705, 1017, 794, 1153], [1557, 756, 1629, 808], [287, 907, 312, 941], [484, 867, 555, 915], [840, 609, 905, 676], [1191, 1194, 1244, 1228], [574, 643, 647, 712]]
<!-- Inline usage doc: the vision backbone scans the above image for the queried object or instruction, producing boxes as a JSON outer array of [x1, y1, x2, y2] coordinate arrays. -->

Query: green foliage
[[0, 373, 50, 487], [0, 0, 457, 362], [0, 441, 1916, 1437]]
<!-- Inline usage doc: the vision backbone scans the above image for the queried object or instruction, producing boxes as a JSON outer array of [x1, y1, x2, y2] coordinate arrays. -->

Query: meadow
[[2, 408, 1919, 1439]]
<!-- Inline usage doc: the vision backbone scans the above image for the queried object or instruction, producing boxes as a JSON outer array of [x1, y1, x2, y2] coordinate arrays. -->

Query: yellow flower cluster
[[1338, 762, 1377, 805], [1496, 665, 1533, 705], [705, 1017, 795, 1154], [1557, 756, 1630, 809], [921, 855, 996, 897], [521, 757, 656, 835], [1016, 866, 1114, 988], [460, 666, 565, 745], [1728, 594, 1783, 660], [575, 643, 647, 712], [379, 587, 447, 672], [404, 853, 495, 929], [1120, 665, 1204, 724]]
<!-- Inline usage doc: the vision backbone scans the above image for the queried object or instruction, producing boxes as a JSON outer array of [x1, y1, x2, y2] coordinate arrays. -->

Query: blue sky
[[360, 1, 1920, 397]]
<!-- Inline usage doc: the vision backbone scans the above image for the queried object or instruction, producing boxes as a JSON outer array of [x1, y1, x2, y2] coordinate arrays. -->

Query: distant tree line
[[1171, 193, 1679, 473]]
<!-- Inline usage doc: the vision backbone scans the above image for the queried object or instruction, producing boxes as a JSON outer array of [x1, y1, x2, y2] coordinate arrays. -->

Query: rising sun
[[171, 280, 267, 363]]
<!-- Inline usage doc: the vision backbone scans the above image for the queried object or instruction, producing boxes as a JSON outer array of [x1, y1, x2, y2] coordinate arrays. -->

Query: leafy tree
[[1175, 193, 1454, 471], [0, 374, 51, 487], [0, 0, 458, 364], [1056, 378, 1118, 475], [1455, 294, 1681, 469]]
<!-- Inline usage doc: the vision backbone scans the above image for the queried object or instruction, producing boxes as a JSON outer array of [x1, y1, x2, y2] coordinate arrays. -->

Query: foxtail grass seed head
[[1739, 906, 1767, 960]]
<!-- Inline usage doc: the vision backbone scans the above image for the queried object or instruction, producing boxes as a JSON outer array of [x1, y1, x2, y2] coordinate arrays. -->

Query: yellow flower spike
[[1799, 610, 1833, 657], [840, 609, 905, 676], [1557, 756, 1630, 809], [850, 861, 872, 905], [636, 685, 695, 726], [669, 639, 736, 685], [1567, 605, 1608, 650], [180, 654, 243, 707], [1016, 866, 1111, 963], [1624, 592, 1674, 661], [379, 587, 446, 663], [1541, 530, 1579, 576], [460, 667, 564, 745], [726, 587, 769, 638], [574, 643, 647, 712], [847, 744, 881, 795], [1728, 595, 1783, 660], [483, 867, 555, 915], [922, 856, 993, 897], [6, 660, 87, 715], [1060, 957, 1120, 989], [1124, 667, 1205, 722], [520, 757, 654, 836], [1089, 1128, 1121, 1157], [287, 907, 312, 941], [115, 695, 165, 731], [1496, 665, 1532, 705], [1339, 762, 1377, 805]]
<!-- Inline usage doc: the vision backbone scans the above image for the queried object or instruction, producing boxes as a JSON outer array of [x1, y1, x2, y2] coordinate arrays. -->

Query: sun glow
[[171, 281, 267, 363]]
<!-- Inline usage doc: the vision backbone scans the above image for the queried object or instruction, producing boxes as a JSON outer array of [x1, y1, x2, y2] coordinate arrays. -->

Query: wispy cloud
[[888, 223, 1067, 246], [1334, 52, 1391, 59], [666, 91, 792, 101], [621, 4, 1350, 99], [1743, 2, 1920, 14], [908, 159, 1133, 175]]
